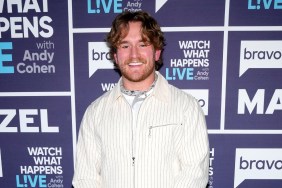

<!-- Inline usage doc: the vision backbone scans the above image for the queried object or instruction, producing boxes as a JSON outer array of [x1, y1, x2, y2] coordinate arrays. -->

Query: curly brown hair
[[106, 11, 166, 70]]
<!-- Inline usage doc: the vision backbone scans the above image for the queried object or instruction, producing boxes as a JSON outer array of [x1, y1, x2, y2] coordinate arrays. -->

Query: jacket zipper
[[132, 95, 151, 188], [148, 123, 180, 137], [128, 101, 136, 188], [123, 96, 136, 188], [124, 94, 151, 188], [131, 109, 136, 188]]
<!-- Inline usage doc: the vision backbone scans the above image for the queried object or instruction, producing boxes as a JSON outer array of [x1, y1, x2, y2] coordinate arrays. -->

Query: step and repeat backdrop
[[0, 0, 282, 187]]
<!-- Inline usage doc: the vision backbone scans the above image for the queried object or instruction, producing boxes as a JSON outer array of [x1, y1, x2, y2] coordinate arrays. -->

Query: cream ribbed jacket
[[72, 72, 209, 188]]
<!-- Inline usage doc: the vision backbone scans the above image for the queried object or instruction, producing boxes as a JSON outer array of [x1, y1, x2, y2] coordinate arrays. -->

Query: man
[[72, 11, 209, 188]]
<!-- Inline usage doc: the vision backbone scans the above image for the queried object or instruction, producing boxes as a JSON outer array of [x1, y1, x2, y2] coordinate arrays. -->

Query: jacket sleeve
[[72, 105, 102, 188], [173, 98, 210, 188]]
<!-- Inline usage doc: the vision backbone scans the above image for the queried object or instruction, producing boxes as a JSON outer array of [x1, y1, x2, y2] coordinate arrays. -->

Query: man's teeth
[[129, 62, 143, 66]]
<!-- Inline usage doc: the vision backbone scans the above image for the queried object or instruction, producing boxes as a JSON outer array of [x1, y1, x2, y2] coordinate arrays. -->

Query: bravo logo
[[234, 148, 282, 188], [239, 40, 282, 77], [88, 42, 113, 78], [182, 89, 209, 115]]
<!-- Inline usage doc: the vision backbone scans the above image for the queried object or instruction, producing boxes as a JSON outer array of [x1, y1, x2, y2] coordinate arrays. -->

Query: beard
[[118, 57, 155, 83]]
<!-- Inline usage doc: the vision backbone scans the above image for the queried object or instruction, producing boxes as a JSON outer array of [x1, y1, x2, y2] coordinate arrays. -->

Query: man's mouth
[[128, 62, 144, 66]]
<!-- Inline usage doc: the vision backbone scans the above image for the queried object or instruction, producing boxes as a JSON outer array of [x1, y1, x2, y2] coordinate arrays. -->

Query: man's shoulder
[[87, 87, 117, 111], [168, 83, 195, 102], [155, 72, 196, 105], [166, 84, 202, 114]]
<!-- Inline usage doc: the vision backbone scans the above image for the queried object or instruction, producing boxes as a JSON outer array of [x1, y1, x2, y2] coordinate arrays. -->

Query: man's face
[[114, 21, 161, 89]]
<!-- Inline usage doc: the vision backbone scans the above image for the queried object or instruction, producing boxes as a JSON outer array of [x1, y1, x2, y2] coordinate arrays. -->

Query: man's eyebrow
[[118, 40, 148, 45], [118, 40, 129, 45]]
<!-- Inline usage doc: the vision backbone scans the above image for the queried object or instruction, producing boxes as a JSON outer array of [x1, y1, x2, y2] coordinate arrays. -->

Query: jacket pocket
[[148, 123, 181, 137]]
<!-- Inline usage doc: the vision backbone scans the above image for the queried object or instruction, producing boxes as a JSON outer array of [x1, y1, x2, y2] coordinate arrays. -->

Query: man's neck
[[122, 73, 156, 91]]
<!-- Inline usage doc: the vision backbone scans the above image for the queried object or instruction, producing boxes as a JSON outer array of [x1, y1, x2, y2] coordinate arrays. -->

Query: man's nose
[[130, 45, 139, 58]]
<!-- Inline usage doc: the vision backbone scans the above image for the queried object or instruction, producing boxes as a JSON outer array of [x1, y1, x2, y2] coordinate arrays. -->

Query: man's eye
[[140, 43, 150, 47], [120, 45, 129, 49]]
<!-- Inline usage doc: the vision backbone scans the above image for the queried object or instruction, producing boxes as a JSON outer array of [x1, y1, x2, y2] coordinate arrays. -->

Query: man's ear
[[155, 49, 161, 61], [114, 53, 118, 65]]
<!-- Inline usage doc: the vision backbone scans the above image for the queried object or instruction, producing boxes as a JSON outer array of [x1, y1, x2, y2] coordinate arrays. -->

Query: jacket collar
[[111, 71, 170, 103]]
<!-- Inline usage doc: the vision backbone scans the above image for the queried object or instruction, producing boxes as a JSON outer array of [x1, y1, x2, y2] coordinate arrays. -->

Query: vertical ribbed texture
[[72, 73, 209, 188]]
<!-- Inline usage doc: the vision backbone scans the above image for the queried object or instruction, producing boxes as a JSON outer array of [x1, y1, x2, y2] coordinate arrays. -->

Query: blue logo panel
[[225, 31, 282, 130], [0, 1, 70, 92], [229, 0, 282, 26], [160, 31, 224, 130], [0, 96, 73, 188], [72, 0, 225, 28]]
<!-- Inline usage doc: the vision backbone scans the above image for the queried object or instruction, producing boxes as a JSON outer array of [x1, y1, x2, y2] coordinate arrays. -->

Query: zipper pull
[[132, 157, 135, 166], [148, 126, 152, 137]]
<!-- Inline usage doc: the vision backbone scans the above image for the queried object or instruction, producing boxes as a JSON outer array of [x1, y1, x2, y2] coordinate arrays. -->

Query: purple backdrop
[[0, 0, 282, 187]]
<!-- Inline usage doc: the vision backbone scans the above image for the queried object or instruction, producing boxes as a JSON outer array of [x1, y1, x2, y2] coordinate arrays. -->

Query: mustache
[[125, 58, 146, 65]]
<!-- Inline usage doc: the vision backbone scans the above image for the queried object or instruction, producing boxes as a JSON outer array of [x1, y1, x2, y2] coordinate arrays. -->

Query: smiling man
[[113, 21, 159, 90], [72, 11, 209, 188]]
